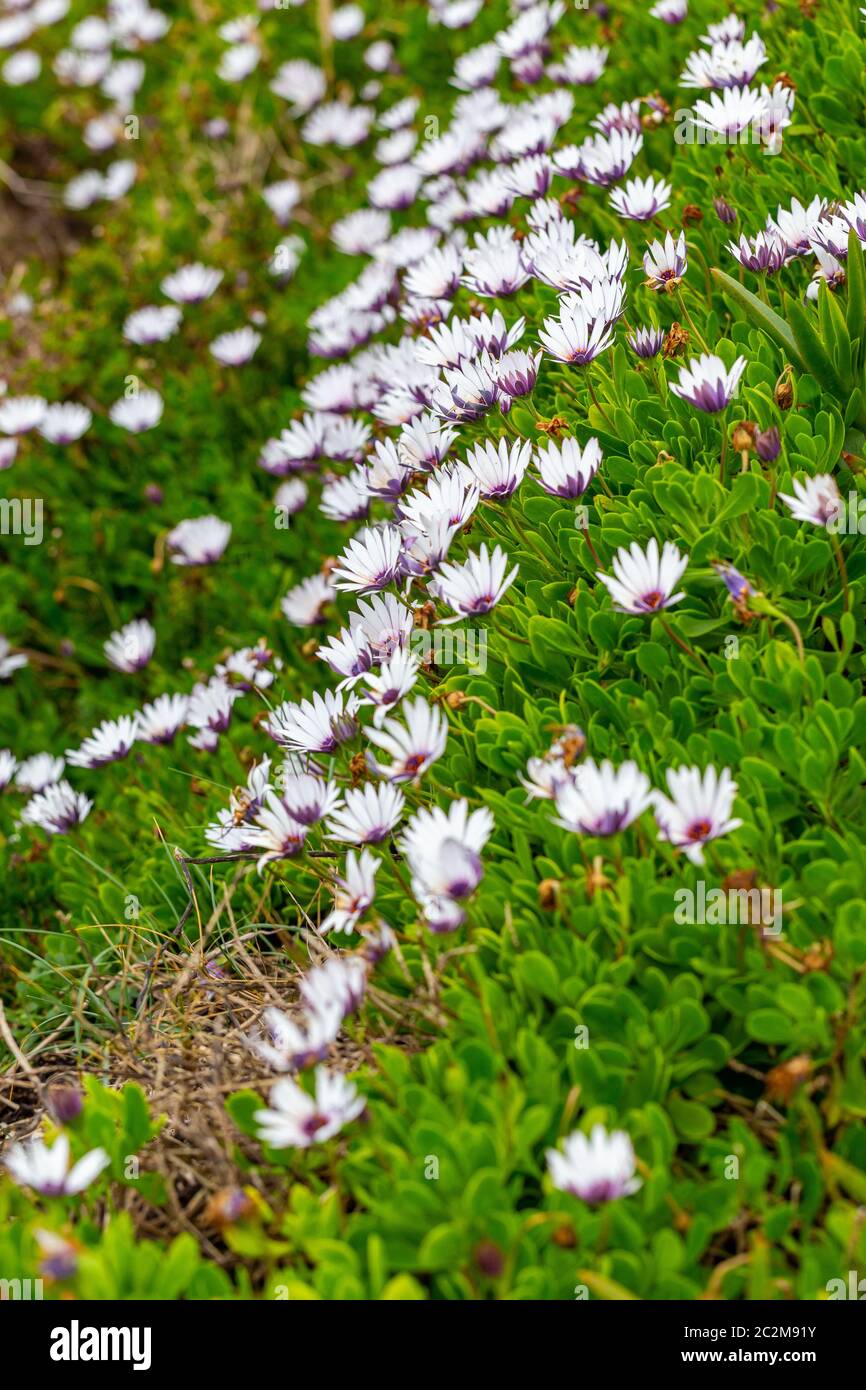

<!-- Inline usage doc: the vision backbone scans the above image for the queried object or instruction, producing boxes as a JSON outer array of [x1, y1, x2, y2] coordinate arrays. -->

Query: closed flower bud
[[713, 197, 737, 225], [474, 1240, 504, 1277], [732, 421, 755, 452], [754, 426, 781, 461], [206, 1188, 256, 1228], [47, 1084, 83, 1125]]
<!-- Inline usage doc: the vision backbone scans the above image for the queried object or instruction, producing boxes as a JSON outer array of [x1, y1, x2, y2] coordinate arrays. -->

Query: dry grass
[[0, 864, 440, 1266]]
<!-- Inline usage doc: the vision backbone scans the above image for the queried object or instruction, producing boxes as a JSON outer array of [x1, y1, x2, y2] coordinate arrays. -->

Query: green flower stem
[[497, 504, 558, 572], [829, 531, 851, 612], [719, 417, 729, 484], [752, 597, 806, 666], [585, 370, 616, 433], [675, 289, 710, 351], [659, 616, 710, 672]]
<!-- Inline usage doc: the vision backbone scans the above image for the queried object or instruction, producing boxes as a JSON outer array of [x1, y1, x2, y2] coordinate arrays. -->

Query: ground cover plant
[[1, 0, 866, 1305]]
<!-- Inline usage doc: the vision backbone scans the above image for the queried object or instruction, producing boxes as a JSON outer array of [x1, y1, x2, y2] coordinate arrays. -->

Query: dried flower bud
[[682, 204, 703, 226], [413, 601, 437, 631], [765, 1054, 811, 1104], [732, 421, 755, 452], [538, 878, 560, 910], [663, 322, 690, 358], [802, 939, 834, 972], [774, 374, 794, 410]]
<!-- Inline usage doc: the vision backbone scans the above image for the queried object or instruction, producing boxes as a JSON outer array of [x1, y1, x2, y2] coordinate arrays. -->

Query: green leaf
[[846, 229, 866, 366], [226, 1089, 264, 1139], [710, 268, 804, 369], [746, 1009, 792, 1044], [786, 295, 847, 397], [418, 1223, 466, 1271], [716, 471, 762, 522]]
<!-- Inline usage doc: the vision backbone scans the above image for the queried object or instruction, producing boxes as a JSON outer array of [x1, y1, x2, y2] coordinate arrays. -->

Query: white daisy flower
[[597, 538, 689, 614], [652, 765, 743, 864], [160, 262, 223, 304], [209, 327, 261, 366], [136, 693, 189, 745], [66, 714, 139, 768], [326, 783, 405, 844], [166, 515, 231, 565], [0, 395, 46, 434], [104, 618, 155, 673], [4, 1133, 110, 1195], [320, 848, 380, 933], [108, 389, 164, 433], [778, 474, 842, 527], [547, 1125, 641, 1203], [553, 758, 653, 835], [281, 573, 336, 626], [254, 1067, 365, 1148], [433, 543, 518, 619], [123, 305, 182, 344], [15, 753, 65, 794], [365, 696, 447, 782], [21, 781, 93, 834]]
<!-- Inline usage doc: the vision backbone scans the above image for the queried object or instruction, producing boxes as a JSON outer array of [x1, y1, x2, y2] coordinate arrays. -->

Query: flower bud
[[754, 426, 781, 461], [774, 371, 794, 410], [46, 1084, 83, 1125], [538, 878, 560, 910], [732, 421, 755, 452], [474, 1240, 504, 1277]]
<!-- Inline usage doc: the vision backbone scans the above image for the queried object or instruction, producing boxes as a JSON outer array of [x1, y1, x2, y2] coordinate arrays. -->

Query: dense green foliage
[[1, 0, 866, 1301]]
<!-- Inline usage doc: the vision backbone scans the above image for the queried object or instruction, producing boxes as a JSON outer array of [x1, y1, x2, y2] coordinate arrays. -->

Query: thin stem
[[583, 527, 600, 567], [761, 602, 805, 666], [316, 0, 334, 81], [659, 616, 710, 672], [830, 531, 851, 612], [492, 617, 529, 646], [675, 289, 710, 352], [585, 371, 616, 432], [504, 506, 557, 570]]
